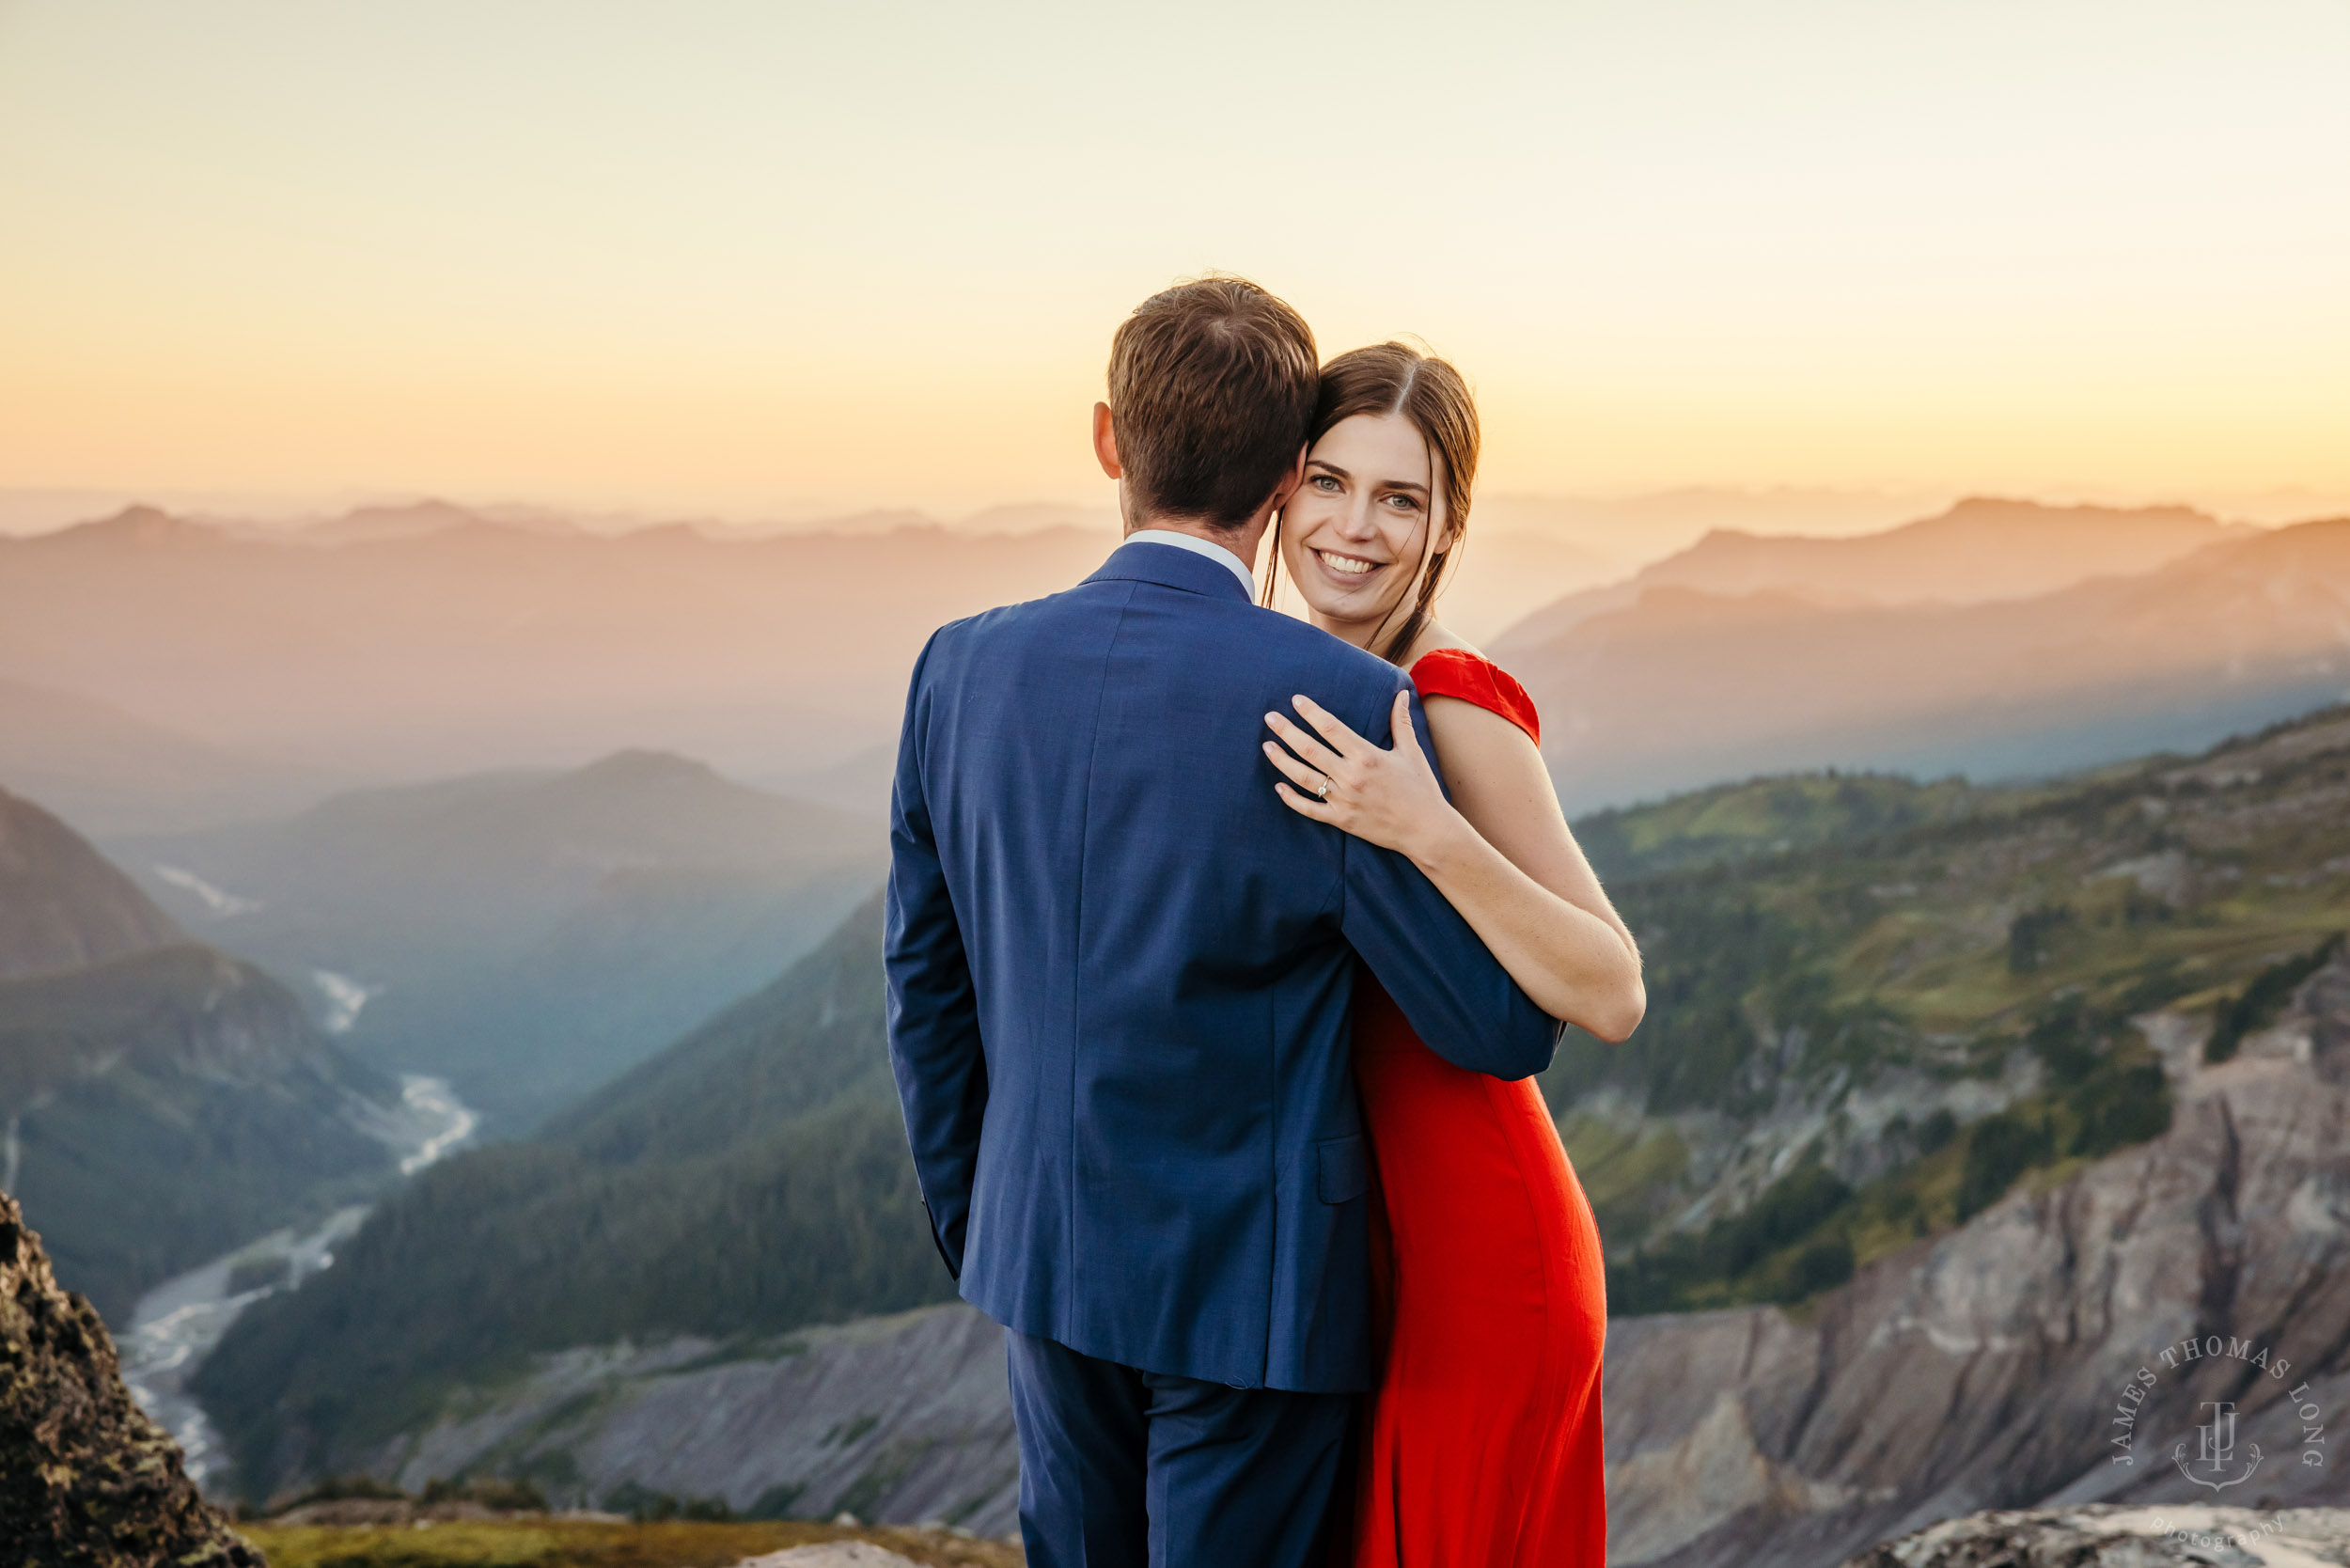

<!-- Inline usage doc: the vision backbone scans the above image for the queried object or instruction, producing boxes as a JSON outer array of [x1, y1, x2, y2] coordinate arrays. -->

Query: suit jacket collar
[[1087, 537, 1257, 605]]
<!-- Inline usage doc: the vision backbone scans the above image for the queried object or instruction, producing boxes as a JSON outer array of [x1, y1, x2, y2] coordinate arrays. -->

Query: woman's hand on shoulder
[[1262, 690, 1468, 866]]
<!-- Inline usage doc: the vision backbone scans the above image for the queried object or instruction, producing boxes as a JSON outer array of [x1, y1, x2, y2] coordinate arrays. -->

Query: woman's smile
[[1309, 545, 1387, 581]]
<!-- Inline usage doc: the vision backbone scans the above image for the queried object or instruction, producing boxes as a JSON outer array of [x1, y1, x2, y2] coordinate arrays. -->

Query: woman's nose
[[1334, 504, 1380, 541]]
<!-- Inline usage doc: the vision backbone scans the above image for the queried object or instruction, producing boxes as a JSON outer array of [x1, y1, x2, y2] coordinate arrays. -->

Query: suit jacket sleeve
[[1338, 673, 1564, 1081], [884, 635, 987, 1279]]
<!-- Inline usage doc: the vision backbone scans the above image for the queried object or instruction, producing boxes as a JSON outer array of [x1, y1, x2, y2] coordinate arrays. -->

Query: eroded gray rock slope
[[358, 1302, 1017, 1535]]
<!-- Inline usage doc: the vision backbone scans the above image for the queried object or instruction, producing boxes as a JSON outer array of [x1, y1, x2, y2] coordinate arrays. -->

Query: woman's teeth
[[1317, 549, 1381, 578]]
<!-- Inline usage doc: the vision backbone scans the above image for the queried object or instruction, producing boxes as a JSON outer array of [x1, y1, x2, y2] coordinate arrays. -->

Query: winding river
[[117, 1074, 478, 1493]]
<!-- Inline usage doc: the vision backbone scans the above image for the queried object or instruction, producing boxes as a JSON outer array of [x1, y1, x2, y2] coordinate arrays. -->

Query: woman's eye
[[1385, 494, 1420, 511], [1311, 475, 1340, 492]]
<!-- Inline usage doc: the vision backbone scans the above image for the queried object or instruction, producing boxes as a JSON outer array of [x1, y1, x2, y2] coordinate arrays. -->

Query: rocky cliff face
[[1601, 951, 2350, 1567], [0, 1187, 258, 1564]]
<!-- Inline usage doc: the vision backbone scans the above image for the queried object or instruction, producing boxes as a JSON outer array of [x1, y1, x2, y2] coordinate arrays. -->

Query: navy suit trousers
[[1006, 1328, 1355, 1568]]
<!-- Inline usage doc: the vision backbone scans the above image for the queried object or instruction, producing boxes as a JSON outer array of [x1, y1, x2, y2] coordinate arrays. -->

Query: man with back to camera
[[885, 275, 1559, 1566]]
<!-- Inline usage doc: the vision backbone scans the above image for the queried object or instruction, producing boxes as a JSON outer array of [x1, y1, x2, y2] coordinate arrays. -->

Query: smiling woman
[[1267, 343, 1477, 663]]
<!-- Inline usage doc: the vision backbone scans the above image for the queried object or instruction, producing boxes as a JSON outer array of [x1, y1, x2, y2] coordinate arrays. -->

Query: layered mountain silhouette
[[0, 784, 185, 978], [0, 679, 327, 836], [0, 788, 399, 1321], [0, 503, 1120, 792], [6, 495, 2311, 829], [115, 749, 884, 1131], [1498, 496, 2248, 648], [1494, 507, 2350, 809]]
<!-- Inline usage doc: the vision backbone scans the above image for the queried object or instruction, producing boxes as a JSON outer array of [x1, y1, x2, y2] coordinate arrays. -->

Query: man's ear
[[1092, 402, 1122, 480], [1266, 442, 1308, 510]]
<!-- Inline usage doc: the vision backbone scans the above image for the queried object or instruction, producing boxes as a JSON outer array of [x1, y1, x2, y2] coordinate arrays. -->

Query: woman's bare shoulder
[[1402, 621, 1480, 662]]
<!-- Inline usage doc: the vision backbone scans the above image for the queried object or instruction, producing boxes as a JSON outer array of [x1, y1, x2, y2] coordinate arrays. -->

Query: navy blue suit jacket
[[885, 540, 1559, 1393]]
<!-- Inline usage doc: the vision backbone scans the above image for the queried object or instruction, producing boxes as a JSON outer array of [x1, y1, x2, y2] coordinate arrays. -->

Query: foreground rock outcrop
[[1843, 1505, 2350, 1566], [737, 1547, 930, 1568], [0, 1187, 258, 1564]]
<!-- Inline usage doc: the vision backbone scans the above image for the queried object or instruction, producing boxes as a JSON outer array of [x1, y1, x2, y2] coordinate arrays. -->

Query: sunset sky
[[3, 0, 2346, 523]]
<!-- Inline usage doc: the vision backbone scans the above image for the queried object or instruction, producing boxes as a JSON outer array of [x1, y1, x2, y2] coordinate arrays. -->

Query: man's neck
[[1122, 515, 1265, 577]]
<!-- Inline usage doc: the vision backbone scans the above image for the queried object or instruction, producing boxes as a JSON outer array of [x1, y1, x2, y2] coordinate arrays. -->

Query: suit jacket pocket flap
[[1317, 1134, 1369, 1204]]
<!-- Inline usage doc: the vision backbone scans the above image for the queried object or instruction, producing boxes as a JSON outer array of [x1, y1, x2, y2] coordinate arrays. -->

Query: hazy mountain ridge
[[115, 749, 884, 1131], [0, 791, 402, 1322], [1498, 511, 2350, 810], [1496, 496, 2248, 649], [0, 785, 186, 980], [6, 494, 2321, 831], [0, 680, 330, 836], [0, 504, 1121, 787]]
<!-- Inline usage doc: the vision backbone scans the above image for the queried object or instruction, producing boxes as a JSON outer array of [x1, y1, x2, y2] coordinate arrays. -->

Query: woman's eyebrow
[[1375, 477, 1431, 497], [1308, 459, 1350, 478]]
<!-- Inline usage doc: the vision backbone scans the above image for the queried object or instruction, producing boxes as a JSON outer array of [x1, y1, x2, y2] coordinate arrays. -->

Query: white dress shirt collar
[[1124, 528, 1259, 600]]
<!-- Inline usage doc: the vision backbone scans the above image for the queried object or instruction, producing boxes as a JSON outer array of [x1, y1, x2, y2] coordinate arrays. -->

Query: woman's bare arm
[[1414, 696, 1643, 1040], [1264, 690, 1645, 1042]]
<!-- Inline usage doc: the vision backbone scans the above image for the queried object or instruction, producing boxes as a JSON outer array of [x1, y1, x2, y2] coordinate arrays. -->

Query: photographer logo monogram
[[2107, 1335, 2326, 1490]]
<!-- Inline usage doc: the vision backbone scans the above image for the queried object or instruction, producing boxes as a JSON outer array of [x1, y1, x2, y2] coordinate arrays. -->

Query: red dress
[[1349, 648, 1609, 1567]]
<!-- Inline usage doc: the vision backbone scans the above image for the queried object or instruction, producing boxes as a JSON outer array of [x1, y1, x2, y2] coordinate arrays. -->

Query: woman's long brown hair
[[1261, 341, 1480, 665]]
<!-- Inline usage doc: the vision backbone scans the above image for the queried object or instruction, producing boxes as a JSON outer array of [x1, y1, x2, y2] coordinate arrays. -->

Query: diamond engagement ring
[[1311, 775, 1332, 799]]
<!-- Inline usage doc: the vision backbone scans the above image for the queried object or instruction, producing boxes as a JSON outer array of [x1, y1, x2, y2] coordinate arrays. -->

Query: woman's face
[[1277, 412, 1451, 639]]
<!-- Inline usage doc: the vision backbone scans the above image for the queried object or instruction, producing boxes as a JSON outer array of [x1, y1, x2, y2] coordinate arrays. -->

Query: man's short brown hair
[[1106, 276, 1318, 530]]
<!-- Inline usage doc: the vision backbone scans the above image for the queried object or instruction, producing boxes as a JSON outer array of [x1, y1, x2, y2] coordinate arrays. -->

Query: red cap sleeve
[[1407, 648, 1541, 746]]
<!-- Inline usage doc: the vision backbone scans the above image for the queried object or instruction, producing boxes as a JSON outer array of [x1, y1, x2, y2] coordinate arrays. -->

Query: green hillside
[[1, 943, 400, 1321], [1572, 769, 1987, 882], [1544, 704, 2350, 1312]]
